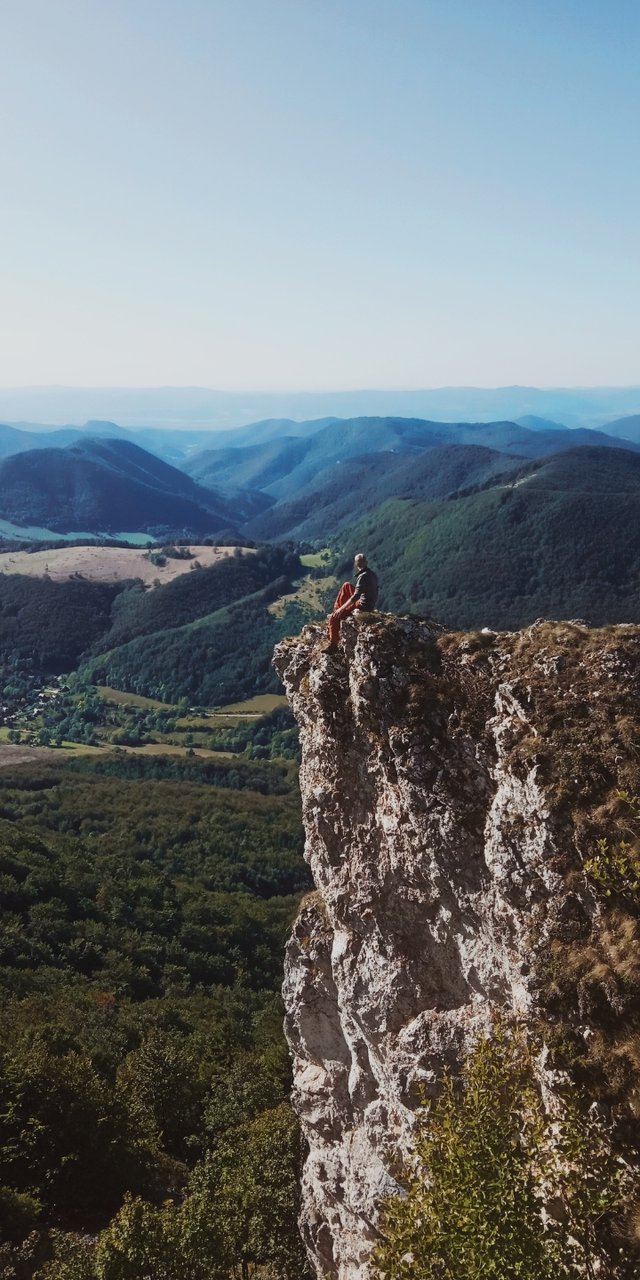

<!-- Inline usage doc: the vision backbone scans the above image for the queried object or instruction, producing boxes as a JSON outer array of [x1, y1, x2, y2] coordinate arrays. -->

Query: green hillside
[[341, 447, 640, 629], [90, 545, 299, 653], [184, 436, 310, 492], [0, 574, 125, 671], [82, 592, 306, 706], [245, 444, 520, 542], [0, 439, 268, 536]]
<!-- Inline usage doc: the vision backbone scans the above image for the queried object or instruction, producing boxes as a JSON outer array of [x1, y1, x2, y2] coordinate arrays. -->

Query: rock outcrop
[[274, 615, 640, 1280]]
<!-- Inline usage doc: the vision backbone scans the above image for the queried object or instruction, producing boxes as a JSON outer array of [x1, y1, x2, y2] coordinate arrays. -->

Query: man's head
[[354, 553, 367, 572]]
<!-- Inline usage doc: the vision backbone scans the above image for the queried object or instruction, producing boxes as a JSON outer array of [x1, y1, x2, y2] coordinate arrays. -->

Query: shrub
[[374, 1024, 629, 1280]]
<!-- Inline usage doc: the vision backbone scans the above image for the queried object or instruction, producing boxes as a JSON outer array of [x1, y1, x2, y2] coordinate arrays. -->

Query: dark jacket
[[354, 567, 379, 610]]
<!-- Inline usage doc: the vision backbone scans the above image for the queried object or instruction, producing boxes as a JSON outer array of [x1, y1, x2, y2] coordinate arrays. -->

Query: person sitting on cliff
[[327, 552, 379, 649]]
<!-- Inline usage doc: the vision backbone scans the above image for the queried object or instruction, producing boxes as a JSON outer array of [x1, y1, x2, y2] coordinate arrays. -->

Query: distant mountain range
[[1, 384, 640, 429], [183, 416, 640, 515], [0, 414, 638, 662], [1, 415, 640, 620], [0, 438, 270, 536]]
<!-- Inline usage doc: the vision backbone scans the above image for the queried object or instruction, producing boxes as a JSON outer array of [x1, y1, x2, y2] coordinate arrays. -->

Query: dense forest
[[0, 546, 304, 707], [340, 451, 640, 630], [0, 753, 312, 1278], [81, 598, 309, 708], [0, 577, 125, 673]]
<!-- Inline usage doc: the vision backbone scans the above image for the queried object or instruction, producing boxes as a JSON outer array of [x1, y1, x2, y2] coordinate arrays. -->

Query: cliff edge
[[274, 614, 640, 1280]]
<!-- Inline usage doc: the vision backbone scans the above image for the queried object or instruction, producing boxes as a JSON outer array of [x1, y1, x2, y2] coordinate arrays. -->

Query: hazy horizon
[[1, 382, 640, 432]]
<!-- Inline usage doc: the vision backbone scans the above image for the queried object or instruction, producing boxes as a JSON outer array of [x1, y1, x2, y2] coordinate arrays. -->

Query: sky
[[0, 0, 639, 390]]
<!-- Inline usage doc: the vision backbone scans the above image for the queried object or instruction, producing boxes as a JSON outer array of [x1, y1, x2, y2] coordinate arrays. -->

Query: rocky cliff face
[[274, 615, 640, 1280]]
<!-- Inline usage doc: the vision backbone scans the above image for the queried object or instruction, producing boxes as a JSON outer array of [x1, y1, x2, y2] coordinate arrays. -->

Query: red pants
[[328, 582, 360, 645]]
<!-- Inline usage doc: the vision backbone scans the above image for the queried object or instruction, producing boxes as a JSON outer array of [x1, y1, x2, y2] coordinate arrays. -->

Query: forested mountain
[[0, 438, 269, 535], [0, 546, 301, 688], [184, 436, 311, 492], [244, 443, 521, 542], [185, 416, 640, 506], [203, 416, 339, 449], [337, 446, 640, 629], [0, 418, 334, 468], [601, 413, 640, 444]]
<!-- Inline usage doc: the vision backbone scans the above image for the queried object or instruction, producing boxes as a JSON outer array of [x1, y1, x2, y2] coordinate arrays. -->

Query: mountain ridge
[[0, 438, 269, 535], [1, 384, 640, 428]]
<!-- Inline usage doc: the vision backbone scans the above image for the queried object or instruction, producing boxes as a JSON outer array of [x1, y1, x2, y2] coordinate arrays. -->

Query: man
[[327, 552, 379, 648]]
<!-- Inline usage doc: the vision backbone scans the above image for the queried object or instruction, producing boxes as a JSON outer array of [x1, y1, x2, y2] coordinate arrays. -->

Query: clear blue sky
[[1, 0, 638, 389]]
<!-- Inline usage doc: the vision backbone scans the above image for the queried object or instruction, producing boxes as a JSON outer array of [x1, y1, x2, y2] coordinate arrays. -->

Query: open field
[[0, 737, 236, 764], [300, 549, 332, 568], [119, 743, 237, 759], [0, 543, 255, 586], [96, 685, 173, 710], [212, 693, 289, 716], [96, 686, 289, 722], [0, 740, 100, 765], [268, 573, 337, 618]]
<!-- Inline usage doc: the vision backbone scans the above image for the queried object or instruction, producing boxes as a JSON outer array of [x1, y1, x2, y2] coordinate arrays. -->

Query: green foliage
[[63, 749, 294, 794], [0, 1185, 42, 1244], [375, 1025, 628, 1280], [35, 1232, 96, 1280], [31, 1105, 310, 1280], [339, 448, 640, 629], [583, 793, 640, 904], [93, 1198, 193, 1280], [0, 1040, 142, 1216], [91, 547, 299, 654], [183, 1102, 311, 1279], [0, 576, 124, 673], [81, 596, 291, 707], [0, 752, 309, 1259]]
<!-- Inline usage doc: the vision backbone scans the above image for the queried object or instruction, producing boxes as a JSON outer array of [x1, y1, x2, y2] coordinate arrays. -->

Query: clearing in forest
[[0, 544, 254, 586]]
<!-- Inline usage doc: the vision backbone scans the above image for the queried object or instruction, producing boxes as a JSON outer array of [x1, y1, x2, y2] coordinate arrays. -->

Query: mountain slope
[[338, 446, 640, 629], [183, 436, 312, 492], [245, 444, 522, 542], [186, 417, 640, 509], [600, 414, 640, 444], [0, 438, 269, 534]]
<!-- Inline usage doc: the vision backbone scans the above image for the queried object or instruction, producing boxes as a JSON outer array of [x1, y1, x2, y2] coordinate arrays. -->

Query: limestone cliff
[[274, 615, 640, 1280]]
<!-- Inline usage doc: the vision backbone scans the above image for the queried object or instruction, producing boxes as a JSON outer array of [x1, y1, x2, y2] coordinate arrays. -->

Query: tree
[[185, 1103, 311, 1280], [374, 1026, 627, 1280]]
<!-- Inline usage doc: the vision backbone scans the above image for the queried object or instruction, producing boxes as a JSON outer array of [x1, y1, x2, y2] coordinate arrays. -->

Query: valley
[[1, 410, 639, 1277]]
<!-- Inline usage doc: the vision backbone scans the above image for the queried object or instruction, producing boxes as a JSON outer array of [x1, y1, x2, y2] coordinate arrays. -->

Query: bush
[[375, 1024, 630, 1280]]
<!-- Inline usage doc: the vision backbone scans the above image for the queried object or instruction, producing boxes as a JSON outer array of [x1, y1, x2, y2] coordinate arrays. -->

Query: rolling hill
[[0, 438, 270, 535], [337, 446, 640, 630], [600, 414, 640, 445], [184, 436, 311, 492], [185, 416, 640, 511], [244, 444, 522, 542]]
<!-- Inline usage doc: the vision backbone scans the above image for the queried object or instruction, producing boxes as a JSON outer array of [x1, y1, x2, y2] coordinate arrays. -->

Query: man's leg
[[333, 582, 355, 611], [328, 583, 355, 645]]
